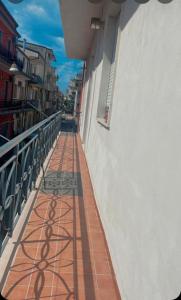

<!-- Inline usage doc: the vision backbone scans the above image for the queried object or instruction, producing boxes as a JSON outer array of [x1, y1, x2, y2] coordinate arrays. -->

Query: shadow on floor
[[3, 123, 96, 300], [60, 118, 77, 133]]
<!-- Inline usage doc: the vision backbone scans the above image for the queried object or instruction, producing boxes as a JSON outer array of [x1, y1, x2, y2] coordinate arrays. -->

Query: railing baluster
[[0, 112, 61, 254], [8, 145, 19, 237]]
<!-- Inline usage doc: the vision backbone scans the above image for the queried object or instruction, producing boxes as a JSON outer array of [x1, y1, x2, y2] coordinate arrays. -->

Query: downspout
[[42, 49, 48, 113], [78, 61, 86, 131]]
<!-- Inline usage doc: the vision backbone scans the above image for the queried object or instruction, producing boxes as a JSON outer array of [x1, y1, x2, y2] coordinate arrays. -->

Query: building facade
[[18, 41, 58, 116], [12, 46, 35, 135], [67, 73, 83, 128], [61, 0, 181, 299], [0, 0, 20, 138], [0, 1, 61, 141]]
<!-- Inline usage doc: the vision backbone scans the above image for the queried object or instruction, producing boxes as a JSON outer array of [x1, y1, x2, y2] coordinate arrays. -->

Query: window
[[97, 14, 119, 128], [7, 40, 11, 56], [13, 85, 18, 99], [0, 31, 2, 46]]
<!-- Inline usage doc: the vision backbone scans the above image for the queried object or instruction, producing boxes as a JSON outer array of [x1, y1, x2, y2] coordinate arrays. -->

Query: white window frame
[[97, 13, 120, 129]]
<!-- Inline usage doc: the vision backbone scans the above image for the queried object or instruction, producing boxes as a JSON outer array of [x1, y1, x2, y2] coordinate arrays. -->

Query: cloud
[[50, 36, 65, 53], [26, 4, 48, 18], [2, 0, 83, 93], [55, 37, 65, 47], [56, 61, 83, 92]]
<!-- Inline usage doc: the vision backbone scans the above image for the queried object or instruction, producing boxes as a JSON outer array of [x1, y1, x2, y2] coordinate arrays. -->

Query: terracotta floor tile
[[4, 269, 31, 287], [54, 258, 74, 274], [16, 243, 37, 261], [2, 132, 120, 300], [53, 272, 74, 290], [94, 260, 111, 275], [96, 274, 116, 290], [30, 270, 54, 288], [3, 285, 29, 300], [76, 258, 94, 275], [27, 286, 53, 299], [98, 288, 120, 300], [51, 287, 74, 300]]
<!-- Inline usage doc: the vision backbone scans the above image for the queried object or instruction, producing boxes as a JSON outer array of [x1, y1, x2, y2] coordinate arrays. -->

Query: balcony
[[0, 117, 120, 300], [0, 99, 40, 115], [30, 73, 43, 86], [0, 46, 23, 71]]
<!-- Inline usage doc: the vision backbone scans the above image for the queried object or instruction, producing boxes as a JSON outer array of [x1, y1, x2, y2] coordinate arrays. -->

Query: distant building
[[0, 0, 20, 138], [0, 0, 61, 141], [67, 73, 83, 118], [18, 41, 58, 116], [12, 46, 41, 135]]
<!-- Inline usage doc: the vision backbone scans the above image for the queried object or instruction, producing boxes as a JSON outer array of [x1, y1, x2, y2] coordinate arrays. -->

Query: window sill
[[97, 118, 110, 130]]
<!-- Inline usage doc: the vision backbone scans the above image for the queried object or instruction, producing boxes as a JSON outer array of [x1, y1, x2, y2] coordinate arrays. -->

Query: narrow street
[[2, 120, 120, 300]]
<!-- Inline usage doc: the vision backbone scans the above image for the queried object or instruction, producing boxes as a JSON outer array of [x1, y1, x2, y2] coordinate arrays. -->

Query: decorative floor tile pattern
[[2, 128, 121, 300], [41, 171, 83, 196]]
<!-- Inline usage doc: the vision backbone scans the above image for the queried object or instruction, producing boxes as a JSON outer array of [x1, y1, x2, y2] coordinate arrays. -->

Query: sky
[[2, 0, 83, 93]]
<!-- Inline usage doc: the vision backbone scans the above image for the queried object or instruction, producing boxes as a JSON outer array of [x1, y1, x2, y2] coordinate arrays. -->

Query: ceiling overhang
[[60, 0, 103, 60]]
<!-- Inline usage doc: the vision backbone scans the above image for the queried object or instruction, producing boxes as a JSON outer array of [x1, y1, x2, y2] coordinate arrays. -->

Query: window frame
[[96, 13, 120, 129]]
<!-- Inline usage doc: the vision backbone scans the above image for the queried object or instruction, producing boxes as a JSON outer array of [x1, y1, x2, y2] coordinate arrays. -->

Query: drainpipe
[[23, 39, 26, 51], [78, 61, 86, 131], [42, 49, 48, 113], [74, 90, 78, 118]]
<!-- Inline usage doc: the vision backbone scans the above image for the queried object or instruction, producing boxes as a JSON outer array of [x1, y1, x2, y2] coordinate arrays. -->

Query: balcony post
[[8, 144, 19, 237]]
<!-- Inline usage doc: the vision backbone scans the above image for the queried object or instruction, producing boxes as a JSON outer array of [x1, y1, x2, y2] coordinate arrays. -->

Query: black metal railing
[[0, 46, 23, 70], [15, 58, 24, 71], [0, 45, 14, 61], [0, 111, 61, 254], [0, 99, 23, 109], [0, 99, 40, 114], [30, 74, 43, 85]]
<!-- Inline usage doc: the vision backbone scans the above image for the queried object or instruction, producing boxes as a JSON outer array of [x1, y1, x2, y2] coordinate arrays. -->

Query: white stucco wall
[[80, 1, 181, 299]]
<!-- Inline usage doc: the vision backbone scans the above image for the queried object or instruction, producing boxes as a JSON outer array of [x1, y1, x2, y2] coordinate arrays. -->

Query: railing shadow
[[60, 118, 77, 133], [3, 121, 96, 300]]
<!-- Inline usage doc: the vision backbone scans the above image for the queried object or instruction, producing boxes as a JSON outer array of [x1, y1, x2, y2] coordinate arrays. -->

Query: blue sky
[[2, 0, 83, 93]]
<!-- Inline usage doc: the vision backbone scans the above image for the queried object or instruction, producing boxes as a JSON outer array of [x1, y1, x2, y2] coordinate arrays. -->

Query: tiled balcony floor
[[2, 125, 121, 300]]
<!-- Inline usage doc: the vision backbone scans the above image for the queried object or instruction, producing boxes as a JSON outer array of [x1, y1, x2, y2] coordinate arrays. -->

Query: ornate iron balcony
[[30, 74, 43, 85], [0, 46, 24, 71], [0, 99, 39, 114]]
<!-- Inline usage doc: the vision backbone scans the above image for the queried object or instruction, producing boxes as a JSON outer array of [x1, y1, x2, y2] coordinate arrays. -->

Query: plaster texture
[[80, 0, 181, 299]]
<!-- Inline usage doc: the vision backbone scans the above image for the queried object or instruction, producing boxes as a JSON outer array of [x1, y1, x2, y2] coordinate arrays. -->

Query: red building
[[0, 0, 20, 139]]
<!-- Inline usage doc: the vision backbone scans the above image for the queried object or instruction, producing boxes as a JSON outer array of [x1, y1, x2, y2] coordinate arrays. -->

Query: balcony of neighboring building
[[29, 73, 43, 87], [0, 98, 40, 116], [0, 45, 23, 74]]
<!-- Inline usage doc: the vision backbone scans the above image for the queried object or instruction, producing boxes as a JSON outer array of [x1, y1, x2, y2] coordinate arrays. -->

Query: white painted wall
[[80, 0, 181, 299]]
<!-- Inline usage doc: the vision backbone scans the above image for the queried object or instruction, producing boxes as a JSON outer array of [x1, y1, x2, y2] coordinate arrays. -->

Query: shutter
[[105, 17, 118, 118], [97, 14, 119, 122], [106, 61, 115, 108]]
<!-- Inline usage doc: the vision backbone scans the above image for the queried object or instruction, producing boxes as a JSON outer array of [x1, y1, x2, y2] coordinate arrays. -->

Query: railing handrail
[[0, 45, 15, 59], [0, 111, 61, 159]]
